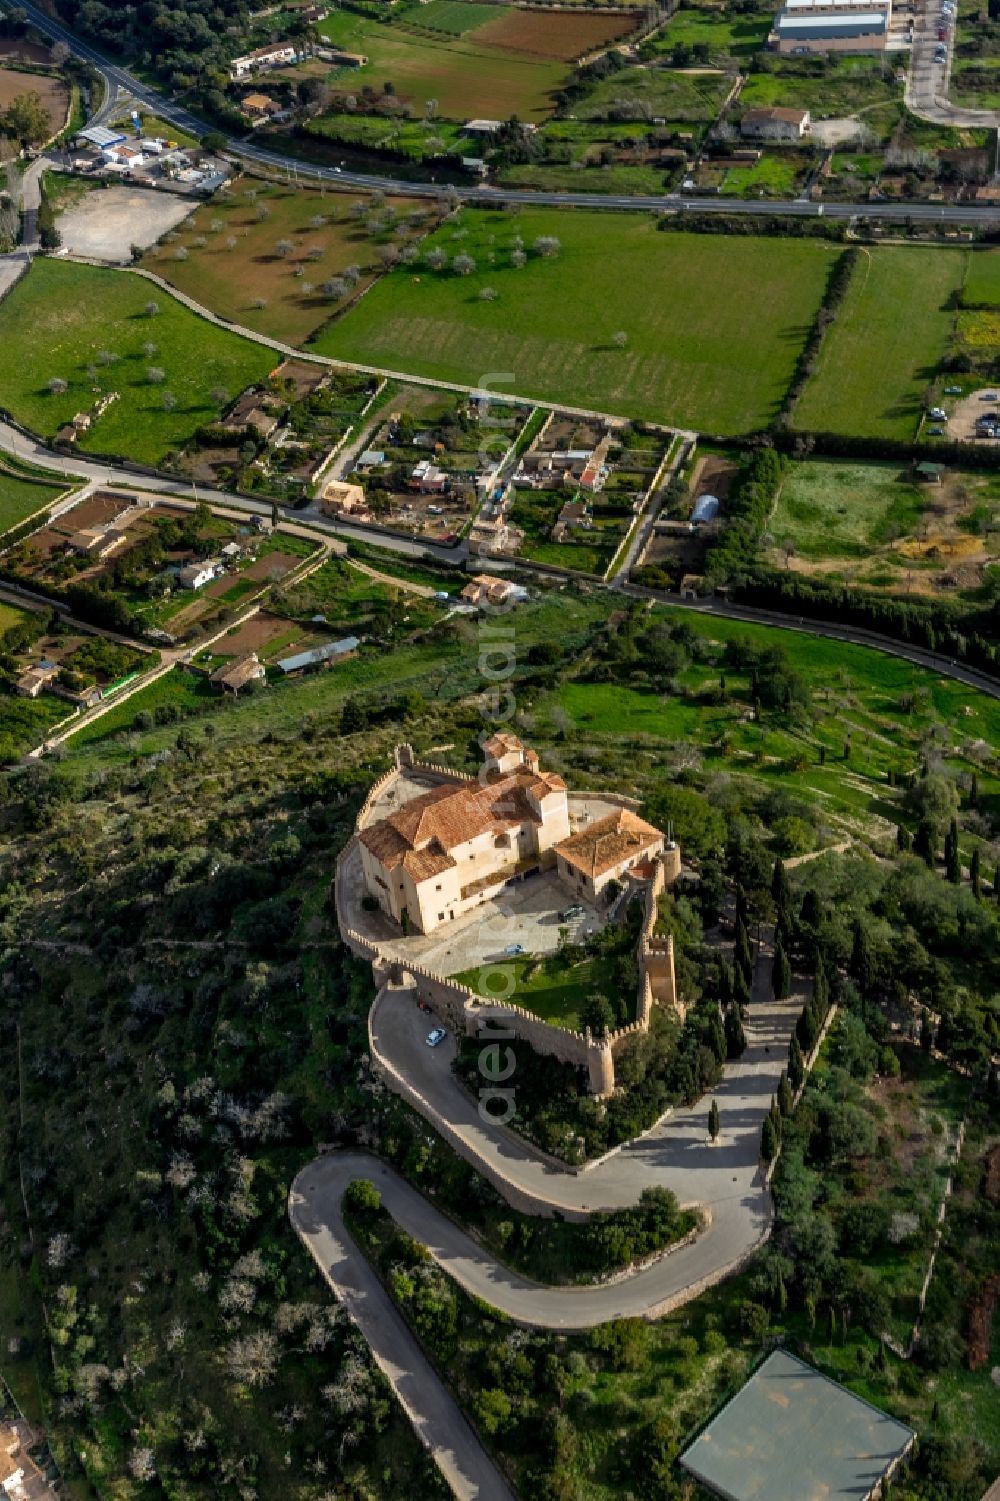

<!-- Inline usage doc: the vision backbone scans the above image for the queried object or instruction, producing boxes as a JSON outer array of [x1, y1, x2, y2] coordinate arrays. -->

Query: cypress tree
[[946, 818, 961, 885], [914, 818, 935, 868], [796, 1003, 816, 1053], [718, 960, 734, 1008], [340, 696, 367, 734], [724, 1003, 746, 1059], [772, 939, 791, 1001], [970, 772, 979, 808], [733, 963, 751, 1009], [936, 1011, 952, 1058], [775, 899, 795, 956], [735, 883, 750, 928], [777, 1069, 794, 1118], [771, 857, 790, 907], [735, 915, 753, 984], [760, 1114, 778, 1162], [769, 1096, 782, 1143], [896, 824, 912, 853], [849, 919, 876, 997], [970, 845, 981, 900], [788, 1033, 804, 1089], [708, 1099, 720, 1141], [800, 887, 821, 930], [709, 1012, 726, 1064], [813, 956, 829, 1014]]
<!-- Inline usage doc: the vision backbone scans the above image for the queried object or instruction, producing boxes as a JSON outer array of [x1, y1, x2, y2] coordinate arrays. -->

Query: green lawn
[[720, 152, 808, 197], [0, 467, 69, 535], [961, 248, 1000, 307], [452, 950, 622, 1030], [317, 209, 839, 433], [0, 259, 275, 466], [793, 246, 968, 440], [767, 459, 928, 561]]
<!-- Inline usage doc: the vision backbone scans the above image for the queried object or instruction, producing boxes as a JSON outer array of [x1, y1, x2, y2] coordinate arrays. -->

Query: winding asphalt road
[[11, 0, 1000, 223], [289, 960, 803, 1499]]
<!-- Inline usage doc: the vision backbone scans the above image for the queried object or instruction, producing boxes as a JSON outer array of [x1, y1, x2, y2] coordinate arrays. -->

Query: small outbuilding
[[210, 653, 266, 695], [276, 636, 359, 674], [740, 106, 811, 140], [691, 493, 721, 523], [177, 561, 218, 590]]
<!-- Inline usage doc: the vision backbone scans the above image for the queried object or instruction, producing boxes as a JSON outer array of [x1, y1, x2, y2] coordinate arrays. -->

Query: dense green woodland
[[0, 585, 996, 1498]]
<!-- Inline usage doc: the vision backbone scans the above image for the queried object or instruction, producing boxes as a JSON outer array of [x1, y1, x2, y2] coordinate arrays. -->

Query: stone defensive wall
[[366, 984, 583, 1215], [339, 745, 686, 1096], [353, 744, 475, 835]]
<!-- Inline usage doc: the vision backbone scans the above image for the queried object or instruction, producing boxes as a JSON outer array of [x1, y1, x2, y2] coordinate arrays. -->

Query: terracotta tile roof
[[523, 770, 566, 797], [483, 731, 523, 755], [556, 808, 663, 879], [359, 769, 554, 880], [210, 654, 264, 690]]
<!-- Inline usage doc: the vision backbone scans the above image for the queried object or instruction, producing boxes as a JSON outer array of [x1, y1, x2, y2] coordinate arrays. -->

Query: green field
[[738, 54, 901, 128], [0, 467, 69, 535], [0, 688, 68, 762], [406, 0, 506, 34], [542, 606, 1000, 846], [317, 210, 838, 433], [0, 259, 275, 466], [767, 459, 928, 561], [793, 246, 968, 440], [316, 9, 566, 121], [645, 4, 770, 59], [66, 667, 216, 745], [720, 152, 807, 197], [961, 248, 1000, 307], [577, 64, 731, 124]]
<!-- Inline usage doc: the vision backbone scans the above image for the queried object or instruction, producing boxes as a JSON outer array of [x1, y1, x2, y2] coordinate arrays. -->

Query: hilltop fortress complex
[[337, 737, 684, 1097]]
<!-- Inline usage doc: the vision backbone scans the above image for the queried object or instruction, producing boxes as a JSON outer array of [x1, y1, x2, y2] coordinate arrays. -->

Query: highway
[[14, 0, 1000, 223]]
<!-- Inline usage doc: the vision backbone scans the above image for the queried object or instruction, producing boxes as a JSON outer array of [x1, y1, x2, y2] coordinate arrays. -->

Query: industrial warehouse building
[[770, 0, 889, 50], [680, 1351, 915, 1501]]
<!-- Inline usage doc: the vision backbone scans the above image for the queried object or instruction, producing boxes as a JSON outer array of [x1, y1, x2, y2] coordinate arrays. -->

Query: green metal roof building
[[680, 1351, 915, 1501]]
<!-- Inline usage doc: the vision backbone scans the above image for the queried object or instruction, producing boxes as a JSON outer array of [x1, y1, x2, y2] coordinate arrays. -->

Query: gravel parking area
[[945, 389, 1000, 444], [56, 186, 194, 262]]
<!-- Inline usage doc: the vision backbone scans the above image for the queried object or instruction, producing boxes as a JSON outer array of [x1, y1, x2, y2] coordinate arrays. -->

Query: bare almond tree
[[225, 1329, 279, 1388]]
